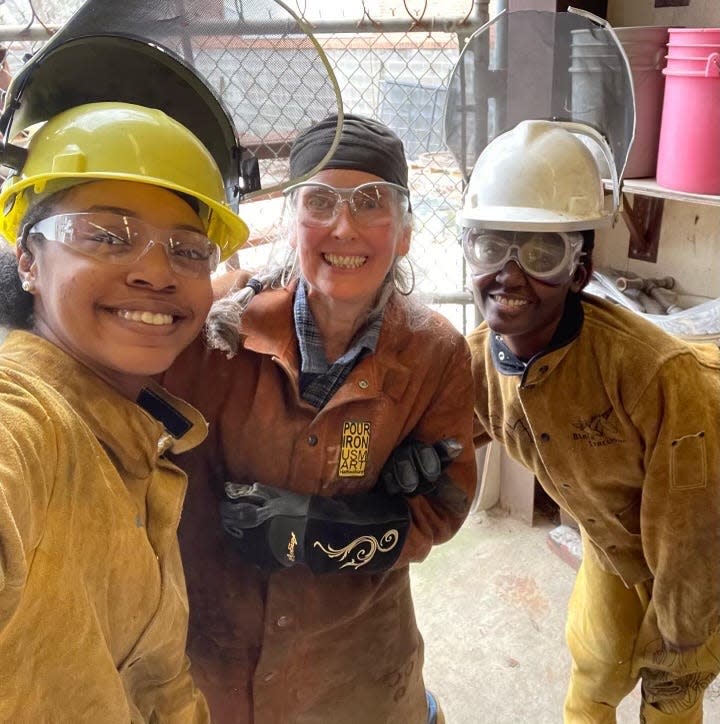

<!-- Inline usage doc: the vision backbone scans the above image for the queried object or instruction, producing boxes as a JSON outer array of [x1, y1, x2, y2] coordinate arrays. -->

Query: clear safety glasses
[[283, 181, 410, 228], [462, 229, 584, 285], [26, 212, 220, 279]]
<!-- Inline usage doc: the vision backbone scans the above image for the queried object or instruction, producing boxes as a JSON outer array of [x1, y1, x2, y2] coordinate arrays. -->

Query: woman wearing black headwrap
[[165, 115, 477, 724]]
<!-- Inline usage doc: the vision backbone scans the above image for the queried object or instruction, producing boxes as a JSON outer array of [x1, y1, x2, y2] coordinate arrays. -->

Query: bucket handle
[[706, 53, 720, 77], [552, 121, 620, 221]]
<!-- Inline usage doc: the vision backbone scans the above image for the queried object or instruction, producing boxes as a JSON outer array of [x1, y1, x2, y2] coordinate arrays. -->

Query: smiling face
[[289, 168, 411, 312], [472, 258, 588, 361], [17, 180, 213, 392]]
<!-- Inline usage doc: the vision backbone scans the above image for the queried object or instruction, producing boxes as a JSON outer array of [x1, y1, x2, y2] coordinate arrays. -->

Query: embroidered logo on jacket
[[338, 420, 371, 477], [571, 408, 625, 447], [489, 414, 532, 445], [505, 417, 533, 444]]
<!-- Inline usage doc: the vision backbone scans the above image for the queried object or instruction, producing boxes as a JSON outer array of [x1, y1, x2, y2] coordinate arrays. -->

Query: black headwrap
[[289, 114, 409, 191]]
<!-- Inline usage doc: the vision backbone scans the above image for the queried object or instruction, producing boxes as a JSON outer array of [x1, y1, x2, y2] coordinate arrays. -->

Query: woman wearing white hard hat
[[463, 91, 720, 724], [444, 9, 720, 722]]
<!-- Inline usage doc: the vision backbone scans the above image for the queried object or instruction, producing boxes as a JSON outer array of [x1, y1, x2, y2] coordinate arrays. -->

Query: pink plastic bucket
[[617, 27, 669, 177], [664, 52, 720, 73], [667, 42, 720, 58], [667, 28, 720, 45], [656, 52, 720, 193]]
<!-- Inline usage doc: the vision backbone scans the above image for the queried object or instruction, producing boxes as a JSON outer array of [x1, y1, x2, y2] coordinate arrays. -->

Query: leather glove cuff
[[267, 493, 411, 574]]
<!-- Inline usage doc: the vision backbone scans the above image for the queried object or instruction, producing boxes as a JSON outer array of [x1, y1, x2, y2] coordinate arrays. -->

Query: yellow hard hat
[[0, 101, 249, 259]]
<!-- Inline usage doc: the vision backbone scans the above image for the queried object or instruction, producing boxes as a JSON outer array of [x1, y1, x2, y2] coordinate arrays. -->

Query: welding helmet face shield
[[443, 7, 635, 223], [0, 0, 344, 209]]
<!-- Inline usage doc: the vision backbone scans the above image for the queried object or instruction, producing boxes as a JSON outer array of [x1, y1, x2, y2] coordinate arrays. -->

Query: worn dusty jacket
[[165, 284, 477, 724], [0, 331, 210, 723], [469, 294, 720, 650]]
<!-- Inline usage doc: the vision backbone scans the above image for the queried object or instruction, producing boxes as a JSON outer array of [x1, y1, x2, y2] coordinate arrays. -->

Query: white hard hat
[[459, 120, 616, 232]]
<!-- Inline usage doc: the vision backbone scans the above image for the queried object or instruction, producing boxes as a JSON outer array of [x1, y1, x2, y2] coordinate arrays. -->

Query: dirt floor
[[411, 508, 720, 724]]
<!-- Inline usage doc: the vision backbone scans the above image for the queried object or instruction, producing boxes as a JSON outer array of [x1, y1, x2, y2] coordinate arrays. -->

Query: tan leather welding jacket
[[469, 293, 720, 651], [0, 331, 210, 723]]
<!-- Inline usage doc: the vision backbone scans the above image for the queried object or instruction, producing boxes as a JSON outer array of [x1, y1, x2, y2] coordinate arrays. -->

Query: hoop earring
[[393, 256, 415, 296], [280, 247, 298, 288]]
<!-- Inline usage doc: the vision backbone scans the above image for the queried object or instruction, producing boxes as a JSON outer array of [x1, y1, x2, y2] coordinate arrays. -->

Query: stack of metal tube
[[592, 269, 683, 315]]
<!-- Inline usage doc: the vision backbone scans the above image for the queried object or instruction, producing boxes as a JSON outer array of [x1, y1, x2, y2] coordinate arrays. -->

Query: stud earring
[[21, 279, 34, 293]]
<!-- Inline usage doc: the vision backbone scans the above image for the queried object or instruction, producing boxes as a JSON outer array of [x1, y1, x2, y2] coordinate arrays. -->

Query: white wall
[[609, 0, 720, 28], [593, 201, 720, 299]]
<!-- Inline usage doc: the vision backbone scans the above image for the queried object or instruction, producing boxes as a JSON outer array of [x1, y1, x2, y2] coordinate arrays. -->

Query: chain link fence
[[0, 0, 494, 332]]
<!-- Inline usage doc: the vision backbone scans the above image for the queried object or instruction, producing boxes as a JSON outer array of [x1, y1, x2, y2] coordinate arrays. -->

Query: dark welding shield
[[0, 0, 343, 205]]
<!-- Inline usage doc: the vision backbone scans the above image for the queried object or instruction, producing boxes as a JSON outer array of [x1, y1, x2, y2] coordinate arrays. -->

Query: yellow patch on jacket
[[338, 420, 371, 477]]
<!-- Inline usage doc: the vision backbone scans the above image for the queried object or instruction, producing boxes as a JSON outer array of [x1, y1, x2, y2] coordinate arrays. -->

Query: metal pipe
[[0, 12, 491, 45], [616, 275, 675, 292], [172, 17, 488, 37], [0, 25, 55, 42], [415, 291, 474, 305], [615, 276, 644, 291], [476, 0, 493, 22], [650, 276, 675, 290], [635, 291, 664, 315], [647, 286, 683, 314]]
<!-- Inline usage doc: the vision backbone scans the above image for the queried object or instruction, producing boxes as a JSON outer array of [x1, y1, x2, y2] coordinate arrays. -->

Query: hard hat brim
[[458, 207, 615, 233]]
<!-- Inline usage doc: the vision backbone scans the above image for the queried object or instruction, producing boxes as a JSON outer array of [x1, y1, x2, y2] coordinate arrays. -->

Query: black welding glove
[[221, 482, 410, 574], [379, 437, 463, 496]]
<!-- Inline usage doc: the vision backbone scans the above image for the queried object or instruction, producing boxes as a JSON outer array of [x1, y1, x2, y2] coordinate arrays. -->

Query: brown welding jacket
[[165, 284, 477, 724]]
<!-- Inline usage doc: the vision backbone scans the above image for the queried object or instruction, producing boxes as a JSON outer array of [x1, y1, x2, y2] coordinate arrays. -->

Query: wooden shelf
[[604, 178, 720, 207], [600, 179, 720, 261]]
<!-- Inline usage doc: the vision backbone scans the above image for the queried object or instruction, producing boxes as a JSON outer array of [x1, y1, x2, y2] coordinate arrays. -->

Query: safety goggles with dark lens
[[26, 212, 220, 279], [283, 181, 410, 227], [462, 229, 584, 285]]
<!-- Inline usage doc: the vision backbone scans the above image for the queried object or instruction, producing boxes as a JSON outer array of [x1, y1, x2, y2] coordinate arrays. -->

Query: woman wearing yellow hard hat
[[0, 0, 268, 715], [0, 97, 246, 721], [0, 102, 249, 260]]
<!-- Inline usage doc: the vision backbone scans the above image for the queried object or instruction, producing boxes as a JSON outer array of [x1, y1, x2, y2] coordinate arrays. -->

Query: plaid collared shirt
[[294, 279, 384, 409]]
